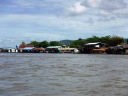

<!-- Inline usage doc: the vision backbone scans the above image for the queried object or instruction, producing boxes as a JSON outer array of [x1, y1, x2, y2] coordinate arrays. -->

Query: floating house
[[0, 48, 18, 53], [21, 47, 35, 53], [106, 46, 124, 54], [106, 45, 128, 54], [19, 46, 45, 53], [123, 44, 128, 54], [82, 42, 106, 54], [45, 46, 79, 53], [60, 48, 79, 53], [92, 48, 108, 54], [45, 46, 62, 53], [8, 48, 18, 53], [33, 48, 45, 53], [19, 44, 34, 53], [0, 48, 3, 52]]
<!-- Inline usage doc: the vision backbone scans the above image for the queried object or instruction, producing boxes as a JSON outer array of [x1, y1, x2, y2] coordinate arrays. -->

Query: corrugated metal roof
[[85, 42, 101, 45], [47, 46, 62, 48], [23, 47, 35, 50]]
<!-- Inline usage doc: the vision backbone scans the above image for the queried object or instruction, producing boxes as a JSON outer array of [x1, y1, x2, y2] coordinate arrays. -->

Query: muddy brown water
[[0, 53, 128, 96]]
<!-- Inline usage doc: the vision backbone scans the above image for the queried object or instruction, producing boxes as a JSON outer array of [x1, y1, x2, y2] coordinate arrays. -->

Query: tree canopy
[[27, 40, 61, 48], [70, 35, 124, 48], [20, 35, 124, 48]]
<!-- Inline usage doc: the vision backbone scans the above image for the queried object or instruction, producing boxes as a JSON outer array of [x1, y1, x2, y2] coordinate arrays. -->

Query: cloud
[[99, 0, 128, 19], [69, 0, 128, 21], [0, 0, 128, 47], [99, 0, 127, 12], [82, 0, 127, 10], [82, 0, 101, 8], [69, 2, 87, 14], [0, 14, 128, 47], [0, 14, 91, 46]]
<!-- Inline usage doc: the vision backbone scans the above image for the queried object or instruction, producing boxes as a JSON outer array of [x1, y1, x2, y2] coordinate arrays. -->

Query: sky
[[0, 0, 128, 47]]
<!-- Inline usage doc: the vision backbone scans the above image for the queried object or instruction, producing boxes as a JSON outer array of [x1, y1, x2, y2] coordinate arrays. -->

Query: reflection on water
[[0, 53, 128, 96]]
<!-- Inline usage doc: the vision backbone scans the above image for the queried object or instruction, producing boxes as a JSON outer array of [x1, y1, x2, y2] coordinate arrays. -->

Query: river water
[[0, 53, 128, 96]]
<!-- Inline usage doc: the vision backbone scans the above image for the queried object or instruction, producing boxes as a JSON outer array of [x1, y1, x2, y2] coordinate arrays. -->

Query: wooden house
[[82, 42, 106, 54]]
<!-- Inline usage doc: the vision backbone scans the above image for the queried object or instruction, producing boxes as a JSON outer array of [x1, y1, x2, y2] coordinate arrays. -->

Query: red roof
[[19, 44, 34, 49]]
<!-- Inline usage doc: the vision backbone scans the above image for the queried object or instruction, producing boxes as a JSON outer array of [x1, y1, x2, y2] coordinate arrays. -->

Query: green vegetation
[[21, 35, 124, 48], [39, 41, 49, 48], [70, 36, 124, 48], [28, 41, 61, 48], [49, 41, 62, 46], [70, 38, 86, 48], [29, 41, 40, 47]]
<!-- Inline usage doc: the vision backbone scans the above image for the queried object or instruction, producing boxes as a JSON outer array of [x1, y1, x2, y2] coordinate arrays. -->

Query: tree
[[19, 42, 26, 48], [29, 41, 39, 47], [49, 41, 61, 46], [21, 42, 26, 45], [100, 35, 111, 44], [70, 39, 86, 48], [84, 35, 123, 46], [108, 36, 123, 46], [39, 41, 49, 48], [86, 36, 100, 43]]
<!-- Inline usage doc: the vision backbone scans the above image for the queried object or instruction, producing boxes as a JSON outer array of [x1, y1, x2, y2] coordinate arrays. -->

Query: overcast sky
[[0, 0, 128, 47]]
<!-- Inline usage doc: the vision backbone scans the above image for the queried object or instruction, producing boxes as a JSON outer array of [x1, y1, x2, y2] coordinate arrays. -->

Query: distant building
[[33, 48, 45, 53], [82, 42, 106, 54], [106, 46, 125, 54], [123, 44, 128, 54], [21, 47, 35, 53], [0, 48, 18, 53], [18, 43, 45, 53], [45, 46, 79, 53], [8, 48, 18, 53], [19, 43, 34, 49], [19, 43, 34, 53], [0, 48, 3, 52], [92, 48, 108, 54], [45, 46, 62, 53], [60, 48, 79, 53]]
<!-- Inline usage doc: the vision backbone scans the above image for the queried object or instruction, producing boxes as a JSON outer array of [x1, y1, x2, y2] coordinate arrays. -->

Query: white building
[[8, 48, 18, 53]]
